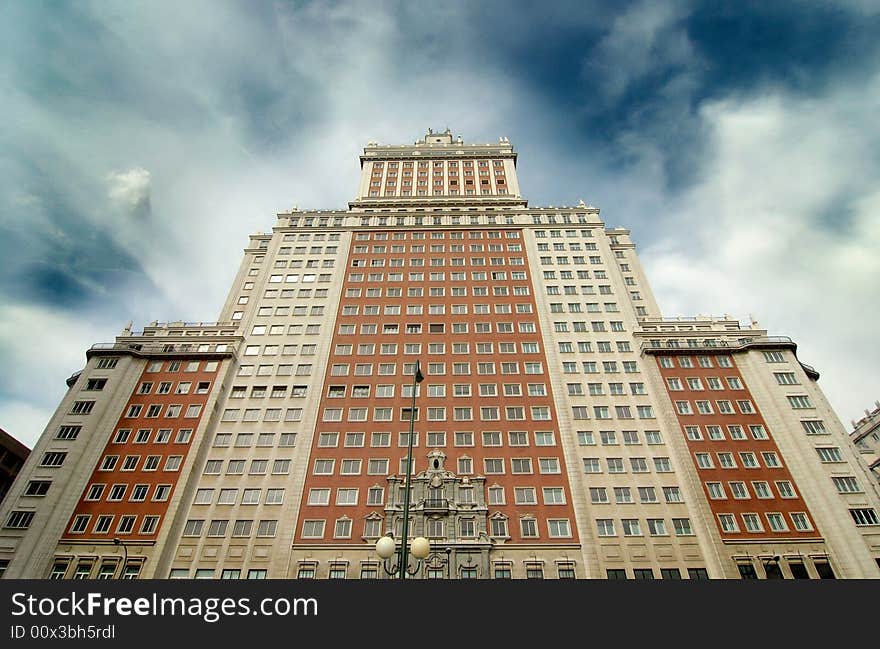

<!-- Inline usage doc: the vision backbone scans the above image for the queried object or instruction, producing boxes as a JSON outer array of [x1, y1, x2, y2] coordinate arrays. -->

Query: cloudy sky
[[1, 0, 878, 448]]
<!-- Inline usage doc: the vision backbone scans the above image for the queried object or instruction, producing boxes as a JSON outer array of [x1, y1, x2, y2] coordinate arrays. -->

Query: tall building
[[850, 402, 880, 484], [2, 129, 879, 580], [0, 428, 30, 507]]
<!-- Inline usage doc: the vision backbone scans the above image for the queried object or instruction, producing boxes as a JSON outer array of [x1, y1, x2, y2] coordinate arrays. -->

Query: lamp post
[[424, 547, 453, 579], [113, 538, 128, 579], [376, 534, 430, 577], [375, 361, 426, 579]]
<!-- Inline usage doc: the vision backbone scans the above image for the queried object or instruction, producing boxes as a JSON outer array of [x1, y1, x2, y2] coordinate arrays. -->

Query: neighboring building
[[1, 129, 879, 580], [851, 402, 880, 483], [0, 428, 29, 507]]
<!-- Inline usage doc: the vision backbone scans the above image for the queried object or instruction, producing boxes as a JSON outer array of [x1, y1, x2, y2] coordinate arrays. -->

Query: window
[[340, 459, 362, 475], [71, 400, 95, 415], [56, 425, 82, 440], [644, 519, 666, 537], [308, 488, 330, 506], [96, 357, 119, 369], [336, 489, 358, 506], [696, 400, 713, 415], [367, 487, 384, 506], [368, 459, 389, 475], [39, 451, 67, 467], [718, 514, 739, 533], [787, 395, 813, 409], [801, 420, 827, 435], [766, 512, 788, 532], [484, 458, 504, 474], [24, 480, 51, 497], [589, 487, 608, 504], [686, 377, 703, 391], [272, 459, 290, 474], [664, 487, 683, 503], [635, 486, 656, 504], [549, 519, 571, 538], [752, 481, 772, 499], [790, 513, 813, 532], [106, 483, 127, 501], [313, 459, 335, 475], [832, 476, 861, 494], [761, 452, 780, 468], [607, 458, 624, 473], [583, 458, 602, 474], [672, 518, 694, 536], [599, 430, 617, 446], [504, 431, 526, 447], [539, 458, 560, 474], [5, 511, 35, 529], [535, 431, 556, 446], [514, 487, 537, 504], [621, 519, 642, 537], [849, 508, 880, 526], [84, 377, 107, 391], [520, 518, 538, 538], [596, 519, 615, 537], [816, 447, 843, 463], [302, 520, 325, 538], [511, 458, 532, 474]]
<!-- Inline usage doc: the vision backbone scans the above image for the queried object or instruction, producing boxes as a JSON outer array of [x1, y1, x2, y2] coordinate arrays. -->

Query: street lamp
[[375, 534, 431, 577], [113, 538, 128, 579], [375, 360, 426, 579]]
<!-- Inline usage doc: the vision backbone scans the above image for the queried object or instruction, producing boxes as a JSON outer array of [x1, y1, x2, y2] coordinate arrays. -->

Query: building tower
[[2, 130, 879, 579]]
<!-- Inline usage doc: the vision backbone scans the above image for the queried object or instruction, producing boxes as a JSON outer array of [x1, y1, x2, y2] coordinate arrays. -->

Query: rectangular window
[[787, 395, 813, 409], [664, 487, 683, 503], [56, 425, 82, 440], [672, 518, 694, 536], [71, 400, 95, 415], [596, 519, 615, 537], [4, 511, 35, 529], [801, 420, 827, 435], [514, 487, 537, 504], [849, 508, 880, 526], [832, 477, 861, 494], [816, 447, 843, 463]]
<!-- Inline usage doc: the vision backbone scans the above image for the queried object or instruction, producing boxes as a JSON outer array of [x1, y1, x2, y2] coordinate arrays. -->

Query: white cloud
[[642, 77, 880, 426], [585, 0, 694, 104], [0, 304, 114, 447], [107, 167, 151, 208], [2, 0, 878, 445], [0, 1, 540, 445]]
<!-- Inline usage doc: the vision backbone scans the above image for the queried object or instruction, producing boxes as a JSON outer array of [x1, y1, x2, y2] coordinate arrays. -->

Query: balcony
[[639, 336, 820, 380], [640, 336, 795, 353], [422, 498, 449, 512], [86, 341, 237, 360]]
